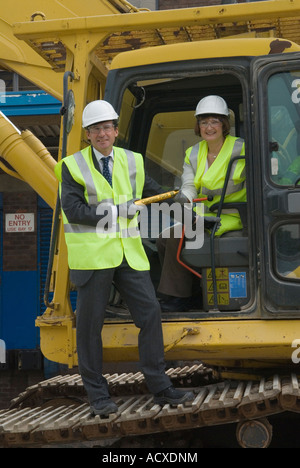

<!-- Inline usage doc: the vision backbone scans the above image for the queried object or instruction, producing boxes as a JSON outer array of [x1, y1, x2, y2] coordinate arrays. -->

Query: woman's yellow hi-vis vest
[[55, 146, 150, 271], [185, 135, 246, 236]]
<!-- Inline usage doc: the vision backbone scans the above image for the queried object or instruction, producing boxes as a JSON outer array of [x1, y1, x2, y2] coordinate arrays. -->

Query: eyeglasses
[[198, 119, 222, 128], [88, 123, 115, 134]]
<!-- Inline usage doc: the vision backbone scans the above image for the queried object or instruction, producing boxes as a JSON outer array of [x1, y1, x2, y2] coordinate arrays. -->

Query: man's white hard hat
[[82, 100, 119, 128], [195, 95, 229, 117]]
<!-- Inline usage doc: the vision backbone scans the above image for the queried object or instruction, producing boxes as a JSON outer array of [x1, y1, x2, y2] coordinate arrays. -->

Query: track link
[[1, 368, 300, 447]]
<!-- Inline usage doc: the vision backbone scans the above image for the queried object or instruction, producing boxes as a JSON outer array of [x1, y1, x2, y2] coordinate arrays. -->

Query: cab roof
[[110, 37, 300, 70]]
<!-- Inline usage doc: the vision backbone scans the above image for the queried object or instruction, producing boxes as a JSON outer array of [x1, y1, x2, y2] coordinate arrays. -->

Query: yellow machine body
[[2, 0, 300, 376]]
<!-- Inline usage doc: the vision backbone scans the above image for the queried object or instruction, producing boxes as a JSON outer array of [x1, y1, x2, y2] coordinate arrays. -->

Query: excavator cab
[[107, 54, 251, 316], [31, 37, 300, 371], [105, 45, 300, 321]]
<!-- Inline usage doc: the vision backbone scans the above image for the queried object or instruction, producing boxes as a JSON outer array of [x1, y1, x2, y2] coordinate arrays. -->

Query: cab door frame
[[251, 52, 300, 316]]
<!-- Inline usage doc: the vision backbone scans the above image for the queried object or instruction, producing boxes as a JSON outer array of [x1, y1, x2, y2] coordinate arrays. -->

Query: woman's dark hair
[[194, 114, 231, 137]]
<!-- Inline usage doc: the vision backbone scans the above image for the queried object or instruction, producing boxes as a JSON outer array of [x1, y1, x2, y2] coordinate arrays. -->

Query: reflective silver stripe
[[231, 138, 244, 158], [189, 142, 200, 174], [64, 199, 116, 234], [63, 224, 139, 237], [202, 186, 224, 197], [207, 207, 240, 215], [225, 137, 245, 194], [101, 198, 114, 204], [228, 138, 244, 177], [73, 151, 98, 205], [64, 221, 121, 234], [64, 224, 100, 233], [201, 181, 244, 197], [124, 149, 137, 198], [220, 208, 240, 214]]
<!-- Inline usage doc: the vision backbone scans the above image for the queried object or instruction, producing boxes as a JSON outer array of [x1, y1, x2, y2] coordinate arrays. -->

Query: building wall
[[3, 191, 37, 272], [158, 0, 221, 8], [0, 175, 39, 347], [129, 0, 230, 10], [0, 177, 43, 407], [129, 0, 157, 9]]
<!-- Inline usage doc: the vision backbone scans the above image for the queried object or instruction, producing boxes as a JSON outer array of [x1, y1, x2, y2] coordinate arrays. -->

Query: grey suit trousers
[[71, 259, 171, 404]]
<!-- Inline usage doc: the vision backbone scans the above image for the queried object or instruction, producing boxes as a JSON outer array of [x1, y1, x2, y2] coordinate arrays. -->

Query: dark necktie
[[101, 156, 112, 186]]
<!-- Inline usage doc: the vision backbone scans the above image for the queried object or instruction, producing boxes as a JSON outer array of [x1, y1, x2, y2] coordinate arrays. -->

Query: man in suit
[[55, 100, 193, 415]]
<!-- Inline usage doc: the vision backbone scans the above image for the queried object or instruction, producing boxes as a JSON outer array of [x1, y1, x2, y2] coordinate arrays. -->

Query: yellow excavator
[[1, 0, 300, 448]]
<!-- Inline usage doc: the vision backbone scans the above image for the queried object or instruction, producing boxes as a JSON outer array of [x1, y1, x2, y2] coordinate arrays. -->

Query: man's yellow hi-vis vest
[[55, 146, 150, 271]]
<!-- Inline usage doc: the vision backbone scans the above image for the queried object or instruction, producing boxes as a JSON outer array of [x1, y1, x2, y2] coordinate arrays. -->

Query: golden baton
[[134, 190, 179, 206]]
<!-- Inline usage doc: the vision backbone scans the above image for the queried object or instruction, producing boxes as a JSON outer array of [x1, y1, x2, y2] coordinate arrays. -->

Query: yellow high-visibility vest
[[185, 135, 246, 236], [55, 145, 150, 270]]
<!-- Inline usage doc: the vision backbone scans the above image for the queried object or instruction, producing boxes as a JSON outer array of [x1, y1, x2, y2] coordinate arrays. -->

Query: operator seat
[[181, 201, 248, 269]]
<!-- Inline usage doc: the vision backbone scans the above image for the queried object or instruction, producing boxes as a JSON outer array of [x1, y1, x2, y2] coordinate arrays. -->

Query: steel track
[[1, 367, 300, 447]]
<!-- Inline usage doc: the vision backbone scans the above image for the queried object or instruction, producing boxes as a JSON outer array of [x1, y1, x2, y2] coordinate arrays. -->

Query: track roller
[[236, 418, 273, 448]]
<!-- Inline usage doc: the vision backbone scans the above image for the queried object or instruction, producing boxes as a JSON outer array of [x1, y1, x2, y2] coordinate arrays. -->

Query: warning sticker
[[229, 272, 247, 298], [207, 293, 230, 305], [207, 280, 229, 293], [206, 268, 228, 280], [206, 268, 230, 305]]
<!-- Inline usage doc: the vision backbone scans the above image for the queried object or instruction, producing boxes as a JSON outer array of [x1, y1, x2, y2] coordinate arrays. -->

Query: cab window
[[268, 71, 300, 186], [144, 109, 237, 190], [274, 223, 300, 279]]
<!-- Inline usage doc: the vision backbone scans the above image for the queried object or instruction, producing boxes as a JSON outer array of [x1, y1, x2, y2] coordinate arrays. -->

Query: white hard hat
[[82, 100, 119, 128], [195, 95, 229, 117]]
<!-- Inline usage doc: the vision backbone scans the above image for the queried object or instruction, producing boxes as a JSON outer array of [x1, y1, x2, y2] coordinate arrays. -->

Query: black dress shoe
[[154, 386, 194, 406], [160, 296, 192, 312], [90, 397, 118, 416]]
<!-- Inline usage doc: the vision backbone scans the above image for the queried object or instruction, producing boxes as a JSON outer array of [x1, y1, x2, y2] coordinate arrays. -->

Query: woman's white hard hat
[[82, 100, 119, 128], [195, 95, 229, 117]]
